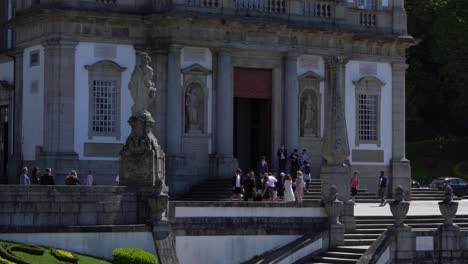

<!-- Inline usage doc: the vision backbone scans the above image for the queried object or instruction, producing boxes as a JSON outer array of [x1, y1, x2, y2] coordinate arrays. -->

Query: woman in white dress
[[295, 171, 306, 203], [283, 174, 296, 202]]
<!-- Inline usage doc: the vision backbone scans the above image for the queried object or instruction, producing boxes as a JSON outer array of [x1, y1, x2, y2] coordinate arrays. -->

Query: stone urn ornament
[[323, 185, 344, 224], [438, 185, 459, 226], [389, 186, 410, 227]]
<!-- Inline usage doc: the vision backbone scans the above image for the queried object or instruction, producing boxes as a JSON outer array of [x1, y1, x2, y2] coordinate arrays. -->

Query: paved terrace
[[355, 200, 468, 216]]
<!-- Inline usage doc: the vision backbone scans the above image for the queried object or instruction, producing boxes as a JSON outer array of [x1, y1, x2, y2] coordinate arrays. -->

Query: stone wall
[[0, 185, 147, 227]]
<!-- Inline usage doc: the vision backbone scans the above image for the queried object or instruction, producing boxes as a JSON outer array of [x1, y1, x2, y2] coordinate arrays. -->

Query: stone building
[[0, 0, 413, 195]]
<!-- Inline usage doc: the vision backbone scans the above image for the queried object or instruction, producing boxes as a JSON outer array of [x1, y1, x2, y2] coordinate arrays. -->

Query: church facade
[[0, 0, 413, 196]]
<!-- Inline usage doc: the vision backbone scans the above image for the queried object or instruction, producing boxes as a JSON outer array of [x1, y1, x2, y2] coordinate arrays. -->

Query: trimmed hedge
[[9, 244, 45, 256], [50, 248, 79, 264], [0, 245, 29, 264], [0, 256, 15, 264], [454, 161, 468, 179], [112, 248, 158, 264]]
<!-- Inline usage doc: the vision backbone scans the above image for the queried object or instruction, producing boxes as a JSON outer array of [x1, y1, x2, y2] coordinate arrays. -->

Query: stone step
[[344, 239, 376, 246], [325, 251, 363, 260], [344, 234, 381, 240], [334, 246, 368, 254], [310, 256, 358, 264]]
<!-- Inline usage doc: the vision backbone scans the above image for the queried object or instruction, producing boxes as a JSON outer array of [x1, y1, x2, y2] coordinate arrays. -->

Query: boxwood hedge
[[112, 248, 158, 264]]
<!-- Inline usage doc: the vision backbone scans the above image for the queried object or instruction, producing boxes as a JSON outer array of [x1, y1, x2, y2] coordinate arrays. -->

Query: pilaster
[[320, 56, 351, 202], [9, 48, 24, 184], [166, 45, 183, 156], [391, 62, 411, 200], [42, 39, 77, 154], [284, 53, 299, 151], [212, 49, 237, 178]]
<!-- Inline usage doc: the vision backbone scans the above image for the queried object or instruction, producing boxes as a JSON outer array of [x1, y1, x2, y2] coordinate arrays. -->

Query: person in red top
[[350, 171, 359, 203]]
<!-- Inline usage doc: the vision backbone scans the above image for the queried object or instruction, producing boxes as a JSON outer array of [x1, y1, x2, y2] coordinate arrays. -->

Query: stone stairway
[[306, 215, 468, 263], [176, 178, 461, 202]]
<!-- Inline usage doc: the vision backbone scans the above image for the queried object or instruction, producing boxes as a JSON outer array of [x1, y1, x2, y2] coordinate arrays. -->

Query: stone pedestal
[[320, 164, 351, 202], [390, 200, 410, 227], [120, 112, 166, 191], [341, 201, 356, 230], [330, 223, 345, 248], [209, 155, 238, 178], [389, 225, 414, 262], [391, 159, 411, 200], [439, 201, 459, 226]]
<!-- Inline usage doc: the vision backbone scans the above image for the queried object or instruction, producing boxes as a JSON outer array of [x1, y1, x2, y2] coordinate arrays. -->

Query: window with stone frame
[[357, 0, 376, 10], [84, 60, 126, 139], [353, 76, 385, 146]]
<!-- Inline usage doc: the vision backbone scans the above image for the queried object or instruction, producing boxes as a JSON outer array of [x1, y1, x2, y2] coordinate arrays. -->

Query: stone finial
[[439, 185, 458, 227], [389, 185, 410, 227], [323, 185, 344, 225], [394, 185, 405, 202], [442, 185, 454, 203]]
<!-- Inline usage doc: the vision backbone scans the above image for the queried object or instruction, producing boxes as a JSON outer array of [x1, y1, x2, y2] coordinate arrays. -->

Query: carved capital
[[324, 55, 349, 70], [391, 62, 408, 72]]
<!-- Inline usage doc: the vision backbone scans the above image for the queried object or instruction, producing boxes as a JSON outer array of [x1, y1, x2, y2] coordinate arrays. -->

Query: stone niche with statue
[[298, 70, 323, 178]]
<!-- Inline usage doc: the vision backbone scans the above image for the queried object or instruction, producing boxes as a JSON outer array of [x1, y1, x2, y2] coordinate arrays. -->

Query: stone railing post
[[323, 186, 345, 247], [388, 186, 413, 262], [437, 185, 461, 255]]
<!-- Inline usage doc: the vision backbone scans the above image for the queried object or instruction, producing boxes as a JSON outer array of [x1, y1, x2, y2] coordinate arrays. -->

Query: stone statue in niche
[[301, 92, 318, 136], [128, 52, 156, 116], [185, 84, 203, 133]]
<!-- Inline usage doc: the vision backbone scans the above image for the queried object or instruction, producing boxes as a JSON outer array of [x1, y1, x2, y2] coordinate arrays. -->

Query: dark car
[[429, 177, 468, 197], [412, 179, 420, 188]]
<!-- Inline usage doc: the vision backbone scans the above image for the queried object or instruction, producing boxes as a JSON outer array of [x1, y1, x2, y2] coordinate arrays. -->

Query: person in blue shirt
[[20, 167, 30, 185]]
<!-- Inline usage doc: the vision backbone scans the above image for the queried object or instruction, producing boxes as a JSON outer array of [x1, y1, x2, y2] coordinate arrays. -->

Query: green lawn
[[0, 241, 111, 264], [407, 139, 468, 184]]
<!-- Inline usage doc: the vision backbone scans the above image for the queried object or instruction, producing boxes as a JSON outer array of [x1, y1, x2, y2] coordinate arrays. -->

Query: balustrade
[[187, 0, 219, 8], [304, 1, 333, 18], [234, 0, 286, 14], [360, 12, 377, 26]]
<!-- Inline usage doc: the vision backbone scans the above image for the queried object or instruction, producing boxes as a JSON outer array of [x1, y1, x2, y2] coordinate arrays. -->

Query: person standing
[[350, 171, 359, 203], [276, 172, 286, 200], [266, 173, 278, 201], [20, 167, 30, 185], [377, 170, 387, 206], [289, 149, 300, 179], [303, 161, 312, 192], [256, 155, 269, 176], [243, 172, 256, 201], [40, 168, 55, 185], [295, 171, 306, 203], [31, 167, 40, 184], [231, 168, 243, 200], [299, 149, 309, 167], [86, 170, 94, 186], [283, 175, 296, 202], [65, 170, 81, 185], [277, 144, 287, 173]]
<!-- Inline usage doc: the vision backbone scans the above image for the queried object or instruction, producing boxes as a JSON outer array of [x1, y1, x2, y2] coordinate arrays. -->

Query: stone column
[[9, 48, 23, 184], [284, 54, 299, 151], [320, 56, 351, 201], [320, 56, 354, 229], [211, 50, 237, 178], [166, 45, 182, 156], [391, 62, 411, 200], [40, 39, 79, 176]]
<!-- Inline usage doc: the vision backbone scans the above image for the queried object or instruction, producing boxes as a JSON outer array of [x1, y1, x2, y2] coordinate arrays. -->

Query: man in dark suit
[[277, 144, 287, 173], [256, 155, 269, 176], [40, 168, 55, 185]]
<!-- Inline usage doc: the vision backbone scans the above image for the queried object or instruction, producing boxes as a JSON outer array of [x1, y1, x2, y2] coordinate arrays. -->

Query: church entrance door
[[233, 68, 272, 172]]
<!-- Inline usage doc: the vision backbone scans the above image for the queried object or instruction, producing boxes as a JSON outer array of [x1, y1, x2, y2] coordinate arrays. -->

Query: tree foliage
[[406, 0, 468, 141]]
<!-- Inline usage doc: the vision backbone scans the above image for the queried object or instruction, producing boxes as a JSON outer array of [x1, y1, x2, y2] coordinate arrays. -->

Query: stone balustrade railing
[[13, 0, 405, 35]]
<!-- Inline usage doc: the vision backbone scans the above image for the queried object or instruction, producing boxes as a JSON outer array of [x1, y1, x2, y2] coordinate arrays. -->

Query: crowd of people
[[231, 146, 314, 203], [232, 145, 390, 205], [19, 167, 95, 186]]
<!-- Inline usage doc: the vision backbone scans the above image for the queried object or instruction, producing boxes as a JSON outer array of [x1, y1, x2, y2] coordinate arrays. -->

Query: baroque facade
[[0, 0, 413, 196]]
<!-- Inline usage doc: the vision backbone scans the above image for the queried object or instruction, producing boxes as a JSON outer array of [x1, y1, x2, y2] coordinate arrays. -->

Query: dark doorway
[[233, 67, 273, 173], [234, 98, 272, 172]]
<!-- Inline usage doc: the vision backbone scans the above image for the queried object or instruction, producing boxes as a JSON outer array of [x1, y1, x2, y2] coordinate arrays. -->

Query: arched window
[[84, 60, 126, 139]]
